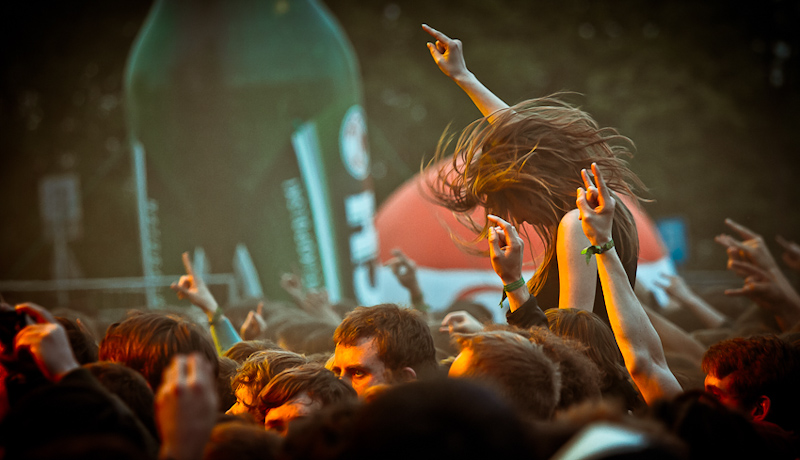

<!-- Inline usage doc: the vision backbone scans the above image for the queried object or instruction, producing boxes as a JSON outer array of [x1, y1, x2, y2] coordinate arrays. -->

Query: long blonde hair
[[426, 94, 646, 295]]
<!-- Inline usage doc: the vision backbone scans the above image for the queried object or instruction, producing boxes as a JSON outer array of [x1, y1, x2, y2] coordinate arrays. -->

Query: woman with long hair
[[423, 24, 646, 327]]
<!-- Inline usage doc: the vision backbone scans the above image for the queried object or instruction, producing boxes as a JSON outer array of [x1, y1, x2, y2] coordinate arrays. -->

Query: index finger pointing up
[[181, 252, 195, 277], [422, 24, 449, 42], [724, 218, 759, 240]]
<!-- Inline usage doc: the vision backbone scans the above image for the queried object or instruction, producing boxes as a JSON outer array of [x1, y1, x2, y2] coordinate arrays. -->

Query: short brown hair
[[702, 335, 800, 431], [334, 304, 437, 378], [455, 330, 560, 420], [258, 364, 357, 418], [232, 349, 307, 396], [98, 311, 218, 390]]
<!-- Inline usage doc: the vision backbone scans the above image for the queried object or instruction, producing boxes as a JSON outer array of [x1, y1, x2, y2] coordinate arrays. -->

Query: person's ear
[[750, 395, 770, 422], [395, 367, 417, 383]]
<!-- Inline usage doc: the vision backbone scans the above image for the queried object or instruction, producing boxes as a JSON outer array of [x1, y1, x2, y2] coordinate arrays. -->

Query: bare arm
[[577, 164, 682, 404], [656, 275, 729, 329], [643, 306, 706, 364], [556, 209, 598, 312], [422, 24, 509, 122]]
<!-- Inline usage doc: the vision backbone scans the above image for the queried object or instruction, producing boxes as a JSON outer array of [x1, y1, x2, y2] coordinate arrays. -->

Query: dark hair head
[[526, 327, 603, 411], [455, 330, 560, 420], [84, 361, 157, 441], [334, 304, 437, 378], [427, 94, 644, 295], [340, 379, 540, 460], [98, 311, 218, 390], [546, 308, 627, 385], [217, 356, 239, 413], [203, 421, 281, 460], [56, 316, 98, 365], [702, 334, 800, 430]]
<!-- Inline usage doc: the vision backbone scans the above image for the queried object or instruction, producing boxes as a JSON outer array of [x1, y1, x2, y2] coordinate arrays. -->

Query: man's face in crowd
[[332, 336, 389, 396], [226, 383, 259, 420], [263, 392, 321, 436]]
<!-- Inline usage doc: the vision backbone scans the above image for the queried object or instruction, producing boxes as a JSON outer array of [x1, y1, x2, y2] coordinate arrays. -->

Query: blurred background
[[1, 0, 798, 309]]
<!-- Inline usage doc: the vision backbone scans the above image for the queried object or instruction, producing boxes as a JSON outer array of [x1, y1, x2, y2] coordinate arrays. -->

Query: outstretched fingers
[[724, 218, 760, 241]]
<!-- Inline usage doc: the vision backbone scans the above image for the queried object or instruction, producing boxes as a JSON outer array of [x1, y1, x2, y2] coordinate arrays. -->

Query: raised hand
[[280, 273, 306, 305], [386, 248, 422, 291], [576, 163, 616, 246], [422, 24, 470, 81], [421, 23, 508, 119], [14, 303, 79, 382], [156, 353, 218, 460], [776, 235, 800, 272], [487, 214, 525, 285], [715, 219, 779, 275], [439, 310, 483, 335], [725, 259, 800, 331], [240, 302, 267, 341], [170, 252, 219, 316]]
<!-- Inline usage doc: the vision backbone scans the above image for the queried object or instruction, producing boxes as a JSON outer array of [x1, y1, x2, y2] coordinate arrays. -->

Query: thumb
[[427, 42, 442, 59]]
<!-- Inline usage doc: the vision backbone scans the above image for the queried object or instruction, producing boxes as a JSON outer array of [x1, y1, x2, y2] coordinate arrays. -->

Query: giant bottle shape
[[124, 0, 381, 306]]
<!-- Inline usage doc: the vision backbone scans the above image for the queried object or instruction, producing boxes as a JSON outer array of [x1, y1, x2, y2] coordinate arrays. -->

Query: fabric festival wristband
[[499, 277, 525, 308], [580, 239, 615, 264], [209, 308, 224, 326]]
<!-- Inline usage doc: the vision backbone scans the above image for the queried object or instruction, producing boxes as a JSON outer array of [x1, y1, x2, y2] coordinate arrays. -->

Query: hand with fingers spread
[[440, 310, 483, 335], [156, 353, 218, 460], [170, 252, 219, 319], [714, 218, 779, 275], [13, 303, 79, 382], [576, 163, 616, 246], [725, 259, 800, 331], [776, 235, 800, 272], [240, 302, 268, 341]]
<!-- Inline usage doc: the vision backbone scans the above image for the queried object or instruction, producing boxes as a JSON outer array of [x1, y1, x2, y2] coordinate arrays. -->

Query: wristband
[[580, 239, 615, 264], [499, 277, 525, 308], [503, 278, 526, 292], [208, 308, 224, 326]]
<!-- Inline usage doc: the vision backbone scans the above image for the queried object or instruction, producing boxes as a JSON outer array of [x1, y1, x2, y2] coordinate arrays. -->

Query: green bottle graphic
[[124, 0, 380, 306]]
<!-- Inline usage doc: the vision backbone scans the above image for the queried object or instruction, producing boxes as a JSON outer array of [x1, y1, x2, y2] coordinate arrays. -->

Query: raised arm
[[422, 24, 509, 121], [171, 252, 241, 353], [577, 164, 682, 404]]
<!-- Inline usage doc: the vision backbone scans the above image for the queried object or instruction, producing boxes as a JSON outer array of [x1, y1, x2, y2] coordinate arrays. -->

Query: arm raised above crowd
[[171, 252, 241, 353], [422, 24, 509, 122], [576, 164, 682, 405]]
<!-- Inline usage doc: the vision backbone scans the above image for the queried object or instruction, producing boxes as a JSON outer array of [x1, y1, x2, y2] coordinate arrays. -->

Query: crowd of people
[[1, 24, 799, 460]]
